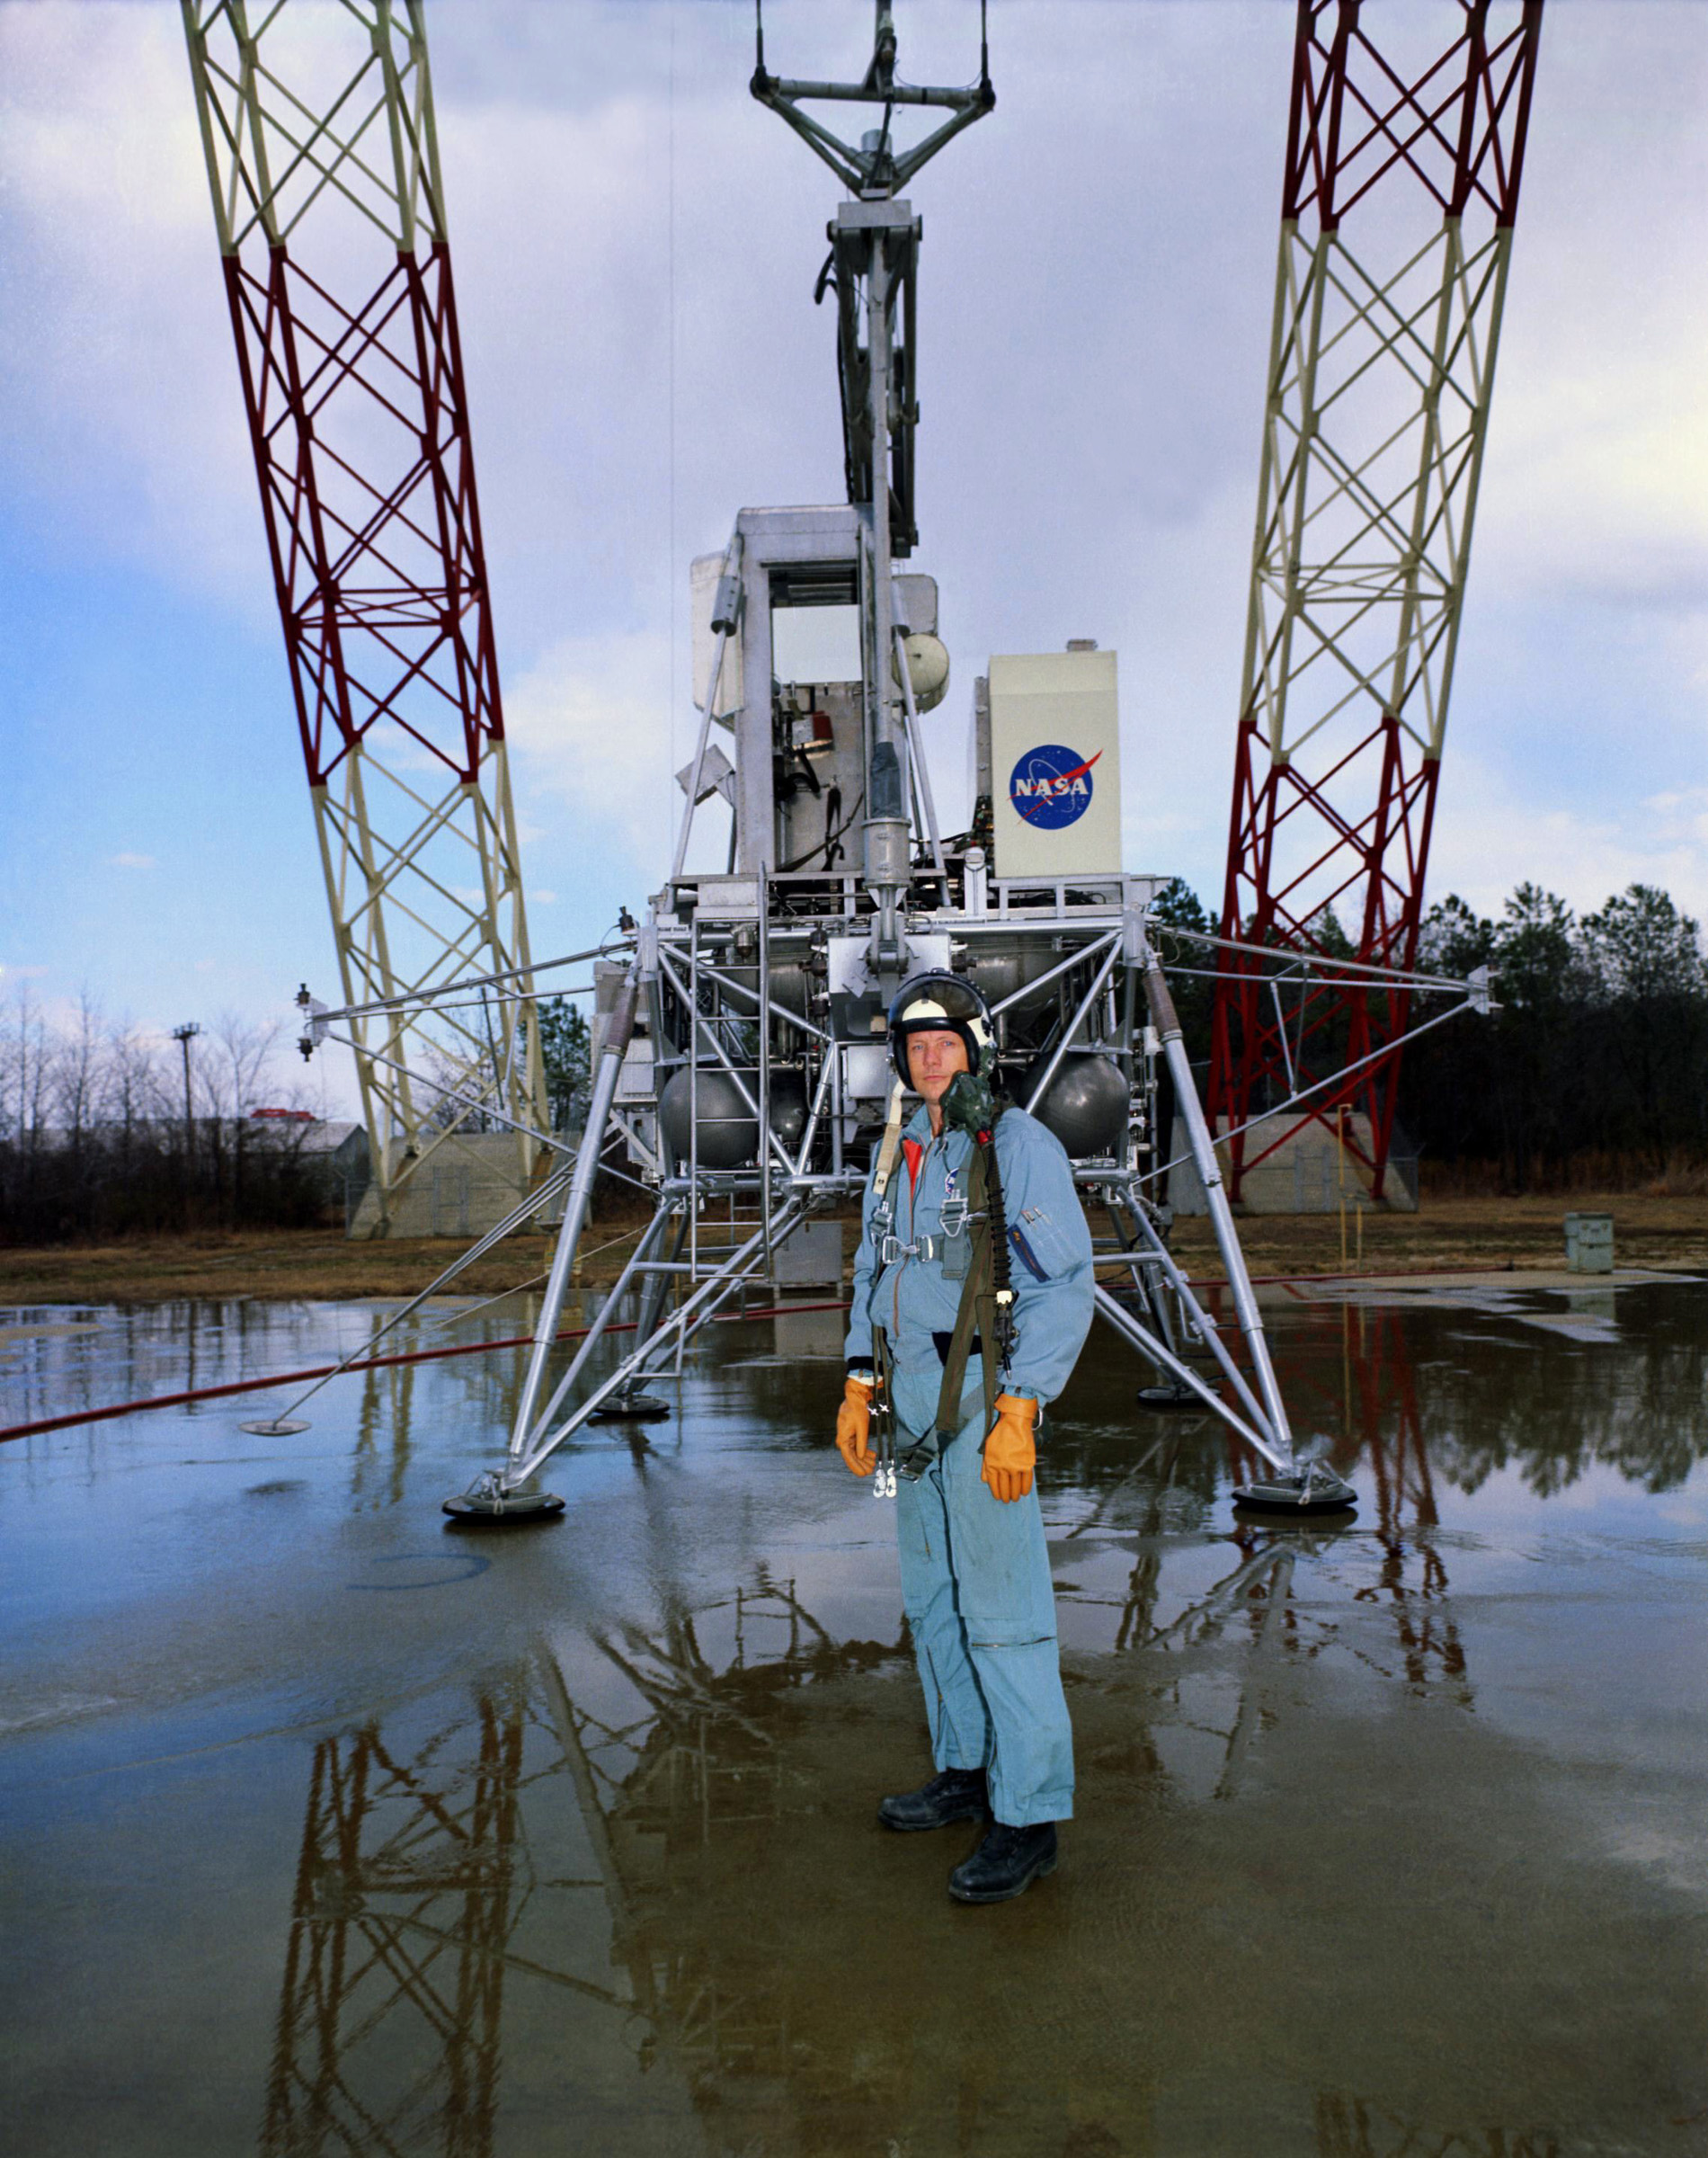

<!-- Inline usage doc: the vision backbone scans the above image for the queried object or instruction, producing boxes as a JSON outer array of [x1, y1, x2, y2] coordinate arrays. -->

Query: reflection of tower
[[1348, 1304, 1467, 1694], [262, 1689, 627, 2156], [351, 1355, 416, 1510], [550, 1580, 911, 2112], [1315, 2087, 1561, 2158], [262, 1580, 912, 2153], [1286, 1297, 1470, 1696]]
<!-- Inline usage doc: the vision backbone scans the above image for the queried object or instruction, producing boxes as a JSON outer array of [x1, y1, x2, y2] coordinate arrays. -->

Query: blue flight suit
[[846, 1101, 1094, 1826]]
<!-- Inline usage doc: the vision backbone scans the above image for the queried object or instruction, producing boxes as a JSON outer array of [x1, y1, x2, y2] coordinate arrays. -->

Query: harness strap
[[931, 1128, 1004, 1442], [879, 1230, 965, 1265], [869, 1080, 907, 1203]]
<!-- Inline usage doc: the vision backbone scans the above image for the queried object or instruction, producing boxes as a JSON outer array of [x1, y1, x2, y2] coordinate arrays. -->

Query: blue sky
[[3, 1, 1707, 1115]]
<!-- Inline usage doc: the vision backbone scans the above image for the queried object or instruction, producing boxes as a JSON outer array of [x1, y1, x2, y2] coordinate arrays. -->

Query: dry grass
[[1170, 1190, 1708, 1280]]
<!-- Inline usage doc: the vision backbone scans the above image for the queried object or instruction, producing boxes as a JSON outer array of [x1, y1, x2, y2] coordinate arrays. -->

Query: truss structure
[[182, 0, 546, 1229], [262, 1681, 635, 2155], [1210, 0, 1543, 1200]]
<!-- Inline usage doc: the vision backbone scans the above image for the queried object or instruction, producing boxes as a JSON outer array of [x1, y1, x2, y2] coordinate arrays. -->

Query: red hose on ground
[[0, 1262, 1529, 1447], [0, 1298, 853, 1445]]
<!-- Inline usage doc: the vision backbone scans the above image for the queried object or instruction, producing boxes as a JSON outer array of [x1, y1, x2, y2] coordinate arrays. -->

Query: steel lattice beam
[[183, 0, 546, 1229], [1209, 0, 1542, 1200]]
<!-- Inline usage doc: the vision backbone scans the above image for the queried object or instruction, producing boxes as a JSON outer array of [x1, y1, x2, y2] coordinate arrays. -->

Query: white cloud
[[503, 629, 678, 869], [4, 0, 1708, 1005], [1428, 754, 1708, 923], [108, 852, 156, 870]]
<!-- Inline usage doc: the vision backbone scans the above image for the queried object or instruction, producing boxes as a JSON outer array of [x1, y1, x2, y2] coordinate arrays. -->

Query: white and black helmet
[[887, 971, 996, 1087]]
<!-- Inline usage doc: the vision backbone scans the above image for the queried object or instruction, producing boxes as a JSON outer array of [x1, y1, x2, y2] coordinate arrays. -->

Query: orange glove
[[835, 1375, 876, 1477], [981, 1393, 1038, 1503]]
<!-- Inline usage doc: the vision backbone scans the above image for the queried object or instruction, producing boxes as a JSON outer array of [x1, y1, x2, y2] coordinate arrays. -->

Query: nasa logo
[[1008, 744, 1101, 831]]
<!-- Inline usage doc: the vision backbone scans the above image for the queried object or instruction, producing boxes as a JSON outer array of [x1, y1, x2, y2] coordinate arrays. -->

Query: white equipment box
[[988, 648, 1122, 878]]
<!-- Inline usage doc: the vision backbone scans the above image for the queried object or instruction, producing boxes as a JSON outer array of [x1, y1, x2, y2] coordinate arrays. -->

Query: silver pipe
[[512, 1205, 804, 1483], [863, 234, 905, 959], [689, 955, 833, 1043], [794, 1045, 838, 1177], [522, 1201, 674, 1442], [655, 949, 796, 1182], [1092, 1287, 1285, 1470], [625, 1208, 691, 1381], [1144, 918, 1481, 996], [670, 532, 741, 882], [318, 1028, 565, 1155], [263, 1156, 574, 1426], [309, 941, 626, 1025], [1136, 935, 1296, 1466], [986, 928, 1121, 1017], [1134, 992, 1473, 1192], [505, 966, 639, 1469], [1269, 977, 1297, 1096], [1114, 1186, 1275, 1442], [1024, 939, 1123, 1119], [894, 625, 945, 878], [758, 888, 773, 1279]]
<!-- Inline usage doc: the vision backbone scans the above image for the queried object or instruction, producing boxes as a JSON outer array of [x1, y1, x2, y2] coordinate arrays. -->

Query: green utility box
[[1564, 1212, 1615, 1274]]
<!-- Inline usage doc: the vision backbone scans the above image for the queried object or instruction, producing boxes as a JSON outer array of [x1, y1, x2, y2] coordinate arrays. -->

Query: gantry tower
[[182, 1, 547, 1231], [1209, 0, 1542, 1199]]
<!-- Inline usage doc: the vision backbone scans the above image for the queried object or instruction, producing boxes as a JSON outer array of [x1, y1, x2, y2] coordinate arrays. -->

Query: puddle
[[2, 1280, 1704, 2153]]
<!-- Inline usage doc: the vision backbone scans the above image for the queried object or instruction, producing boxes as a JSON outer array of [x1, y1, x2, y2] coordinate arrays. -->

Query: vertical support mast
[[1208, 0, 1542, 1200], [752, 0, 993, 964], [182, 0, 547, 1231]]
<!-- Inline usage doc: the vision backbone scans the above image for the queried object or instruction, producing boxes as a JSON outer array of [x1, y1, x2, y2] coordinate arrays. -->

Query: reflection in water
[[351, 1357, 415, 1510], [348, 1321, 531, 1511], [267, 1545, 1587, 2149], [1060, 1303, 1470, 1720], [1327, 1304, 1467, 1697], [1314, 2091, 1561, 2158], [262, 1567, 1584, 2157], [4, 1287, 1700, 2153], [261, 1682, 629, 2157], [262, 1585, 912, 2154]]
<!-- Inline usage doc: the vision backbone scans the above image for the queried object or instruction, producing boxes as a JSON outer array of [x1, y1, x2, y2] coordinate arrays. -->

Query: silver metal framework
[[262, 4, 1492, 1519], [183, 0, 547, 1228]]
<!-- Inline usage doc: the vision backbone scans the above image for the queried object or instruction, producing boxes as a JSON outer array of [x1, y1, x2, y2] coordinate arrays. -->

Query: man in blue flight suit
[[835, 971, 1094, 1903]]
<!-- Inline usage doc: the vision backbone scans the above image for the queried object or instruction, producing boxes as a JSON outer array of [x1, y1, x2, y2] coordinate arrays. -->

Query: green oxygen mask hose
[[939, 1068, 999, 1144], [939, 1070, 1016, 1367]]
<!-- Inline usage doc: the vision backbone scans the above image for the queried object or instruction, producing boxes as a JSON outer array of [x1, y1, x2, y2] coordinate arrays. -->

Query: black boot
[[877, 1766, 989, 1833], [947, 1820, 1058, 1903]]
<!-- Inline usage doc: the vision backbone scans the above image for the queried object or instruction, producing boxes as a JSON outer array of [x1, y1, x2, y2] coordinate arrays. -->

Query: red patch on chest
[[902, 1137, 924, 1197]]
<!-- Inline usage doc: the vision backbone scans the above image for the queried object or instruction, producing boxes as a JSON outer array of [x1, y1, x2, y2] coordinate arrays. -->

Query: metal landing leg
[[1135, 928, 1357, 1514], [590, 1208, 688, 1423], [447, 968, 643, 1521]]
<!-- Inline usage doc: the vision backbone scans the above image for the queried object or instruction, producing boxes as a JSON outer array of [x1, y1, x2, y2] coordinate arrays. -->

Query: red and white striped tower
[[182, 0, 545, 1228], [1208, 0, 1543, 1200]]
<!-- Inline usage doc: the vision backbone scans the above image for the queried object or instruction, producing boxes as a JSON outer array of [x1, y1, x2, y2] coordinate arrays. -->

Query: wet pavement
[[2, 1275, 1705, 2156]]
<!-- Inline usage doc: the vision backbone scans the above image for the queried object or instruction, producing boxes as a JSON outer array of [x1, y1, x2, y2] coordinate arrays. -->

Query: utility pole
[[172, 1022, 200, 1163]]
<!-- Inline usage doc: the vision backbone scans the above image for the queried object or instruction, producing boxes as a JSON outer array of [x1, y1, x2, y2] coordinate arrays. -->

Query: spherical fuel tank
[[1021, 1050, 1130, 1159], [656, 1067, 808, 1169]]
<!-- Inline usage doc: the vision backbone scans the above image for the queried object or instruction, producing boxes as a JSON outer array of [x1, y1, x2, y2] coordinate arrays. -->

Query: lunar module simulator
[[423, 6, 1364, 1522]]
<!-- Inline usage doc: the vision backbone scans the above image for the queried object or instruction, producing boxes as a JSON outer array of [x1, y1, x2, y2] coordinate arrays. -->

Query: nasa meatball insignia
[[1009, 744, 1101, 830]]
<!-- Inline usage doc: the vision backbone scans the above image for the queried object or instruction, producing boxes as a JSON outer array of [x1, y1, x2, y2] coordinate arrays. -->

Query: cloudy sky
[[3, 0, 1706, 1111]]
